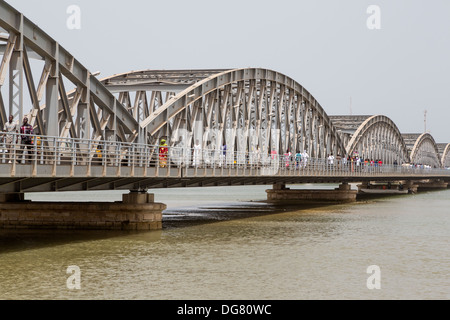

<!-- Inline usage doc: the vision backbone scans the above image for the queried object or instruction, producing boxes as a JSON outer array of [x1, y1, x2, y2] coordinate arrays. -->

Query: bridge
[[0, 0, 449, 230]]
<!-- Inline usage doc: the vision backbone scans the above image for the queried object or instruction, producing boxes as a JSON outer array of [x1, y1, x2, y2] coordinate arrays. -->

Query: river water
[[0, 184, 449, 300]]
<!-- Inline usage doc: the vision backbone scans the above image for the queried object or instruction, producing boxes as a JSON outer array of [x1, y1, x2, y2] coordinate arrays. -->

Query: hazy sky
[[6, 0, 450, 142]]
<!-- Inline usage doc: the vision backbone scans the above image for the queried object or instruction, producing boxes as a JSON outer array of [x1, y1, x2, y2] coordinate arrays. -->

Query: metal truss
[[1, 132, 449, 193], [440, 143, 450, 168], [0, 1, 347, 161], [0, 1, 138, 146], [344, 115, 410, 164], [1, 0, 448, 172], [409, 133, 441, 167], [130, 68, 348, 160]]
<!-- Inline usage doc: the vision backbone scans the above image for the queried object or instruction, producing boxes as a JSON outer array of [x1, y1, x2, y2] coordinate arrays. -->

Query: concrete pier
[[357, 181, 418, 194], [0, 192, 166, 230], [415, 179, 448, 192], [266, 183, 357, 203]]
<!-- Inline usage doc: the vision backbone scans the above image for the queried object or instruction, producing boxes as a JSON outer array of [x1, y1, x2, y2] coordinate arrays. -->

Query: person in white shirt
[[302, 150, 309, 168], [192, 139, 201, 167], [327, 154, 335, 170], [2, 115, 18, 163]]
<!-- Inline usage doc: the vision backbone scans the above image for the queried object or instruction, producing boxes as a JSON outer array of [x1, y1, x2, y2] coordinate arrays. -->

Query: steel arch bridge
[[0, 0, 449, 173], [330, 115, 410, 164], [0, 0, 347, 163], [402, 133, 442, 168], [438, 143, 450, 168], [102, 68, 348, 161]]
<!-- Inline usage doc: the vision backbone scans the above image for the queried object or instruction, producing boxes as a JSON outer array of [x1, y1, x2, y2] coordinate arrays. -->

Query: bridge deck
[[0, 133, 449, 193], [1, 163, 448, 193]]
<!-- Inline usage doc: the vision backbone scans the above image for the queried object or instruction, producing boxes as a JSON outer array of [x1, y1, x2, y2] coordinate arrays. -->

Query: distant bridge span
[[331, 115, 410, 165]]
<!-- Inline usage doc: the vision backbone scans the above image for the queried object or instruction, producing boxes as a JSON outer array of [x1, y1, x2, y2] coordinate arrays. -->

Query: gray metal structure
[[0, 0, 449, 195], [0, 132, 449, 194], [438, 143, 450, 168], [403, 133, 442, 167], [102, 68, 348, 161], [1, 1, 346, 162], [330, 115, 410, 164], [0, 1, 138, 144]]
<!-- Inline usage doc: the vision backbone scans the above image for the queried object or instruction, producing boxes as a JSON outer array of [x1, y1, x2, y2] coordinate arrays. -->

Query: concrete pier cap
[[0, 190, 166, 230], [122, 190, 155, 204], [266, 182, 357, 204]]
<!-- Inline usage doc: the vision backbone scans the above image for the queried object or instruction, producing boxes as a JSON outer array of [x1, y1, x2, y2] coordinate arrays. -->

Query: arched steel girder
[[102, 69, 231, 93], [0, 1, 139, 143], [136, 68, 348, 158], [345, 115, 409, 164], [409, 133, 441, 167], [97, 69, 229, 143], [441, 143, 450, 168]]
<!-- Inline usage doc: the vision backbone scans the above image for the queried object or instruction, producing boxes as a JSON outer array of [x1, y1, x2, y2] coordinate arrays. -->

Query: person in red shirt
[[159, 139, 168, 168]]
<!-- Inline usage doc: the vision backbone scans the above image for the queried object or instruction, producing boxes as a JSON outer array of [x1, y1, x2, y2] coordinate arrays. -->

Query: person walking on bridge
[[327, 153, 334, 170], [192, 139, 201, 167], [284, 149, 292, 168], [19, 116, 34, 163], [302, 150, 309, 168], [270, 148, 278, 168], [2, 115, 18, 163], [159, 139, 168, 168], [295, 150, 302, 169], [219, 143, 227, 168]]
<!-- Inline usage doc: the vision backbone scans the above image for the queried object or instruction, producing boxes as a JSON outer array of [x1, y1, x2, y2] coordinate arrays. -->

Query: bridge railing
[[1, 133, 449, 177]]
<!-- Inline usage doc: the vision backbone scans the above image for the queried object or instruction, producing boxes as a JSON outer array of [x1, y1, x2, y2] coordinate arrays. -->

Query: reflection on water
[[0, 185, 449, 300]]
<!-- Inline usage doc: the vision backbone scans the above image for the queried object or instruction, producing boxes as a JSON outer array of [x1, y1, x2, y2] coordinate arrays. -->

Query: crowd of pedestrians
[[1, 115, 36, 163], [1, 119, 441, 172]]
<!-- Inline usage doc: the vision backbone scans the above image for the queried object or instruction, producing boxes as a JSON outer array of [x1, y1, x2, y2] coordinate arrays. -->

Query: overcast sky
[[6, 0, 450, 142]]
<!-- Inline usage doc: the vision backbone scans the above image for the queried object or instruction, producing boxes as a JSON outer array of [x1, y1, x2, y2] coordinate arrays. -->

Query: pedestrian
[[327, 153, 334, 170], [19, 116, 34, 163], [302, 150, 309, 168], [295, 150, 302, 168], [270, 148, 278, 167], [158, 138, 168, 168], [192, 139, 201, 167], [284, 149, 291, 168], [2, 115, 18, 163], [220, 143, 227, 167], [173, 136, 185, 166], [255, 146, 261, 167], [336, 154, 342, 170]]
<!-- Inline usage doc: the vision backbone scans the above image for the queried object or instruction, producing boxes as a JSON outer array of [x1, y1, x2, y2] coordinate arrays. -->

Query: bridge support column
[[415, 179, 448, 192], [403, 181, 419, 194], [272, 183, 287, 190], [266, 183, 357, 204], [0, 193, 25, 202], [357, 181, 417, 198], [0, 191, 166, 230]]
